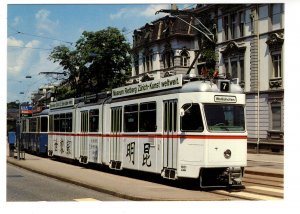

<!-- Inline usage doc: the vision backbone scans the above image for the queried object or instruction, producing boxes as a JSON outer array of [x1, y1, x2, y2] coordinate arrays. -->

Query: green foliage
[[196, 11, 217, 71], [49, 27, 132, 98]]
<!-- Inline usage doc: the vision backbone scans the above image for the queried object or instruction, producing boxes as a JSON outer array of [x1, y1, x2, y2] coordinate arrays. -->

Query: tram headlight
[[224, 149, 232, 159]]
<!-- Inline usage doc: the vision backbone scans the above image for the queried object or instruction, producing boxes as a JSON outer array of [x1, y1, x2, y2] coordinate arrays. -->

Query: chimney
[[171, 4, 178, 11]]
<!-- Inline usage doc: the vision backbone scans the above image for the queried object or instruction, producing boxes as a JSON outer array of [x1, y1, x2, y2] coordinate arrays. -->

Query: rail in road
[[210, 173, 283, 200]]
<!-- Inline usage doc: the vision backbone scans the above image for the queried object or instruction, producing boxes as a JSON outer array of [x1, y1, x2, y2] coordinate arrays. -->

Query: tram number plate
[[220, 81, 230, 92]]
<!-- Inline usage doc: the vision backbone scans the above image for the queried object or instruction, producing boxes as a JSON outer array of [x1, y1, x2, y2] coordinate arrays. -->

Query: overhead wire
[[8, 25, 75, 46]]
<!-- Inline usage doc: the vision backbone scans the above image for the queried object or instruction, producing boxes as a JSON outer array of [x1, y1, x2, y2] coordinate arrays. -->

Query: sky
[[5, 2, 195, 103]]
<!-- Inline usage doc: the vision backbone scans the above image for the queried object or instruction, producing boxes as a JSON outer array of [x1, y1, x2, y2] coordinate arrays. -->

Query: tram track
[[209, 173, 283, 200]]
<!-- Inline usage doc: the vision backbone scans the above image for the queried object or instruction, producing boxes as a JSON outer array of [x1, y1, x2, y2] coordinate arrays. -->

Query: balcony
[[269, 77, 282, 89]]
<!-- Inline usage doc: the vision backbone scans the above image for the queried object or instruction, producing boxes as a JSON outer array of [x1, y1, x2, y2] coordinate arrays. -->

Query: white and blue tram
[[21, 108, 49, 155], [46, 74, 247, 188]]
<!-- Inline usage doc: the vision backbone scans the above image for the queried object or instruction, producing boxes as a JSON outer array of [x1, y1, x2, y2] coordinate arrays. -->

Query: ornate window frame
[[221, 41, 246, 87], [266, 33, 284, 89]]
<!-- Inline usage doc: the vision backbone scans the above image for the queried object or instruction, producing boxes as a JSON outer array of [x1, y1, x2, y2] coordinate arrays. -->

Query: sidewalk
[[6, 147, 284, 201]]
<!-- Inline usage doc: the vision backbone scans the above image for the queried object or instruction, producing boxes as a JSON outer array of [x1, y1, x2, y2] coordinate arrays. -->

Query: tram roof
[[49, 74, 244, 108]]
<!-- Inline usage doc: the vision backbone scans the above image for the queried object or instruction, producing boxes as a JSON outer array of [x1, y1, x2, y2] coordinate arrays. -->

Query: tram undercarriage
[[199, 167, 244, 188]]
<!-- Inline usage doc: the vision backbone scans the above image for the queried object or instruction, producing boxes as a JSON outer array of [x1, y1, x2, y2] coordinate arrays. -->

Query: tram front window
[[180, 103, 204, 132], [204, 104, 245, 132]]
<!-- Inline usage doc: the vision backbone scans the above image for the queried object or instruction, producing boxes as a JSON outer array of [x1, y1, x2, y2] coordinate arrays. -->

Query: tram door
[[80, 111, 88, 163], [163, 100, 178, 178], [110, 107, 122, 169]]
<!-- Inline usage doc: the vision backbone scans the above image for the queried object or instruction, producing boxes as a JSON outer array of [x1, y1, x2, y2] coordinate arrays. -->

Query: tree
[[49, 27, 132, 99]]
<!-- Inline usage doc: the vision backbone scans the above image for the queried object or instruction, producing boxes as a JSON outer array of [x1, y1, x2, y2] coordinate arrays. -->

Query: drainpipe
[[256, 5, 260, 154]]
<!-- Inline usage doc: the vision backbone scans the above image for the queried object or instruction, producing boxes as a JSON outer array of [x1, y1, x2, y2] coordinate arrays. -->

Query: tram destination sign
[[214, 95, 237, 103], [49, 98, 75, 109], [112, 74, 183, 98]]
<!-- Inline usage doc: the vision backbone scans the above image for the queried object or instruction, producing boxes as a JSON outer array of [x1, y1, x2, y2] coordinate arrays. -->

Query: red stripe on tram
[[48, 133, 247, 140]]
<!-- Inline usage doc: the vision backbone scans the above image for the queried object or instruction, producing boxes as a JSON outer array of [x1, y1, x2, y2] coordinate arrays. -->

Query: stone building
[[130, 4, 284, 153]]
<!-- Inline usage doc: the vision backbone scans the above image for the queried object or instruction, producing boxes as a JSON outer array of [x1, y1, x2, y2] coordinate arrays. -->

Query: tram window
[[54, 114, 60, 132], [37, 117, 41, 132], [60, 113, 66, 132], [124, 104, 138, 132], [30, 118, 37, 132], [89, 109, 99, 132], [22, 119, 27, 132], [111, 107, 122, 132], [139, 102, 156, 132], [181, 103, 203, 132], [41, 117, 48, 132], [49, 115, 54, 132], [204, 104, 245, 132], [65, 113, 72, 132]]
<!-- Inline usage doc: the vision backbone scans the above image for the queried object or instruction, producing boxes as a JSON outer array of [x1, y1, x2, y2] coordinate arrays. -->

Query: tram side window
[[124, 104, 138, 132], [29, 118, 37, 132], [49, 115, 54, 132], [22, 119, 27, 132], [181, 103, 204, 132], [54, 114, 60, 132], [37, 117, 41, 132], [65, 113, 72, 132], [60, 113, 66, 132], [111, 107, 122, 133], [139, 102, 156, 132], [89, 109, 99, 132], [40, 117, 48, 132]]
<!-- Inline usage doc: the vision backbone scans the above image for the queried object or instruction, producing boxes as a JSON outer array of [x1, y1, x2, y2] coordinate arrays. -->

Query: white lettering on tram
[[112, 74, 183, 98]]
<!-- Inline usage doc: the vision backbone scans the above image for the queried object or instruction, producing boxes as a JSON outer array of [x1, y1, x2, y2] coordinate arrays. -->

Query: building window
[[230, 14, 236, 39], [272, 51, 282, 78], [271, 102, 282, 131], [221, 41, 246, 85], [162, 50, 174, 68], [224, 12, 244, 40], [239, 11, 245, 37], [224, 55, 245, 83], [180, 51, 189, 67], [134, 55, 139, 75], [143, 51, 153, 73], [271, 4, 283, 30], [223, 16, 229, 40]]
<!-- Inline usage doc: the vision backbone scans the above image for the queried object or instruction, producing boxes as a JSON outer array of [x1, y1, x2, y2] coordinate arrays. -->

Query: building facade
[[130, 4, 284, 152]]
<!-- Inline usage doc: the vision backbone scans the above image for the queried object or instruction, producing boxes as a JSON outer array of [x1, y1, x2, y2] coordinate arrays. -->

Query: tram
[[46, 74, 247, 188], [20, 108, 49, 155]]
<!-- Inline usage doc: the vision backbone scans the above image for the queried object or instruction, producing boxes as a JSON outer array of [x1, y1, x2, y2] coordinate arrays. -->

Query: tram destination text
[[112, 74, 183, 98]]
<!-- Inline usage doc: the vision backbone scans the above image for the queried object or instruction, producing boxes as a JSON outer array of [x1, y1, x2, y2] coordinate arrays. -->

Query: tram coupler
[[199, 167, 244, 188], [218, 167, 244, 185]]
